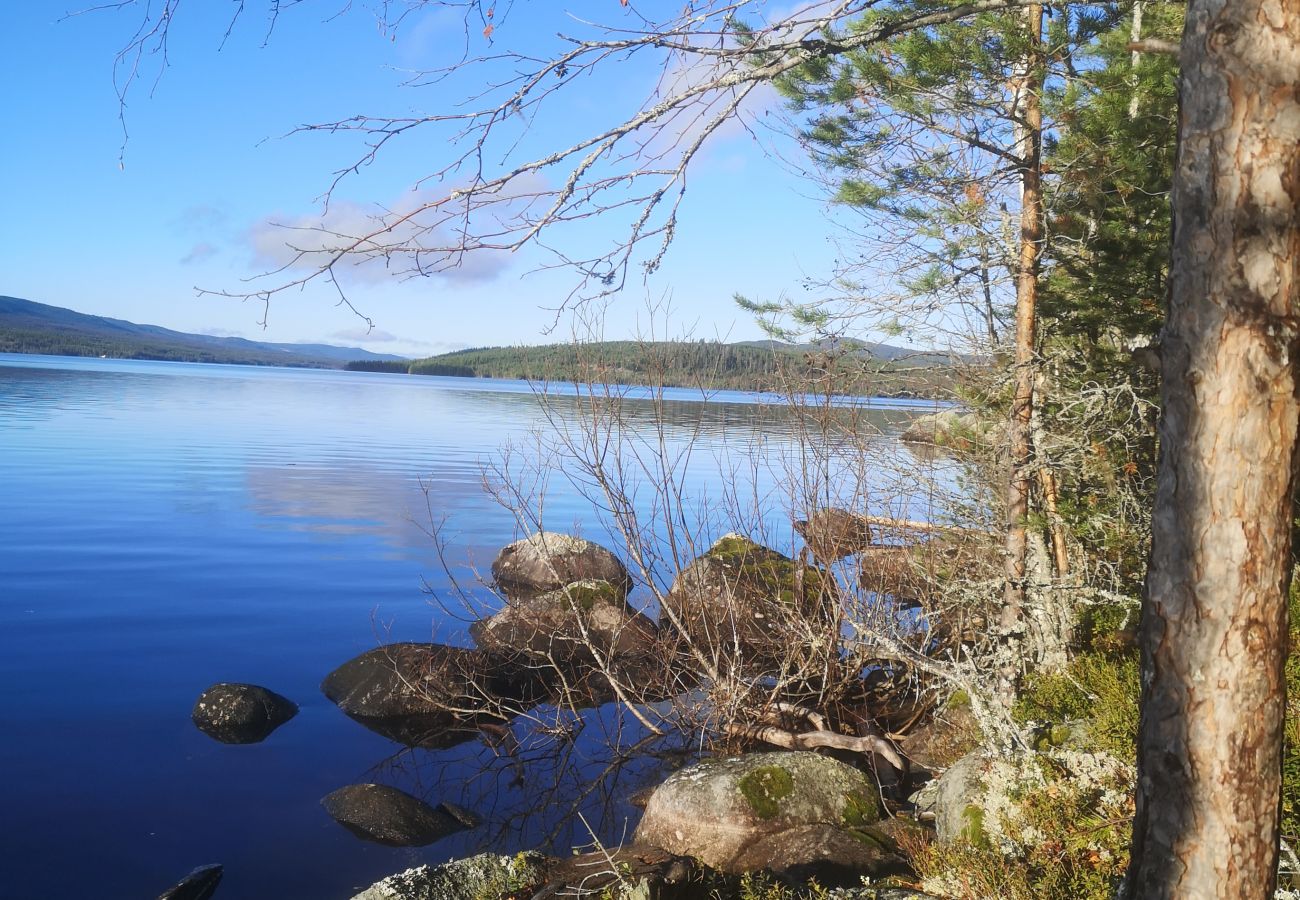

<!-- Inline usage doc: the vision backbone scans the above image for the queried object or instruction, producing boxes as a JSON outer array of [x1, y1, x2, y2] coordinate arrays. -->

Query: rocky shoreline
[[167, 519, 1006, 900]]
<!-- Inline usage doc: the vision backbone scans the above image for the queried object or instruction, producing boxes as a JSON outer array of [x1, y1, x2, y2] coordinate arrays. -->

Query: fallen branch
[[727, 723, 908, 773], [858, 514, 986, 536]]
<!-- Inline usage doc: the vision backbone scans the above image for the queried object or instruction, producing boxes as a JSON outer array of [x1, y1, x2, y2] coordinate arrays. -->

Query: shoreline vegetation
[[347, 341, 960, 399], [0, 295, 962, 399]]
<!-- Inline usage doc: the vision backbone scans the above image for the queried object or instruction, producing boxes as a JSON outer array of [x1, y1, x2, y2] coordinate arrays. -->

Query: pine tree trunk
[[1125, 1, 1300, 896], [1002, 3, 1044, 625]]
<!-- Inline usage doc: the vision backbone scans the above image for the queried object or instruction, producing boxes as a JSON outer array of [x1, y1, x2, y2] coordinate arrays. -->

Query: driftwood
[[857, 514, 983, 536], [727, 722, 908, 774]]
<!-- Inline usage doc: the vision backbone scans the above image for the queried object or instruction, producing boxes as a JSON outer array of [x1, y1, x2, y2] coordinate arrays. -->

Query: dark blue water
[[0, 354, 946, 899]]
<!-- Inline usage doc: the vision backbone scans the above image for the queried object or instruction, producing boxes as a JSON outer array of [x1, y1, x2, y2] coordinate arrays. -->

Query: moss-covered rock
[[471, 579, 657, 660], [662, 535, 833, 661], [899, 410, 996, 450], [738, 765, 795, 819], [633, 751, 883, 874]]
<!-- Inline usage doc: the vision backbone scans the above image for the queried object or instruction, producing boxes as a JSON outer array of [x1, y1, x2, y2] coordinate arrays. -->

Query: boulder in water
[[157, 864, 222, 900], [321, 642, 547, 746], [190, 683, 297, 744], [662, 535, 832, 657], [471, 579, 657, 659], [321, 784, 470, 847], [491, 532, 632, 597]]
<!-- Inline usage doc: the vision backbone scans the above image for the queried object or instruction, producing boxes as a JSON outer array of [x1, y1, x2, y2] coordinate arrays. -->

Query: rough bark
[[1002, 3, 1045, 637], [1125, 2, 1300, 897]]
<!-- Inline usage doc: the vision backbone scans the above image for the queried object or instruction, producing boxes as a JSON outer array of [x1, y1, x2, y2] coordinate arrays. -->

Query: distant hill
[[353, 340, 960, 398], [0, 296, 407, 369], [733, 338, 971, 368]]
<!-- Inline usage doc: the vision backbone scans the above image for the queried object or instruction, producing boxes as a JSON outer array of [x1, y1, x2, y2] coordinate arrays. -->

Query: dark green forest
[[349, 340, 957, 398]]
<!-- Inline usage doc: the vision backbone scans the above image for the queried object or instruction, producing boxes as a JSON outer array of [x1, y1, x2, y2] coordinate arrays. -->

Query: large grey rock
[[491, 532, 632, 596], [321, 784, 470, 847], [900, 410, 999, 451], [793, 508, 874, 562], [350, 852, 548, 900], [190, 683, 297, 744], [662, 535, 831, 655], [471, 579, 657, 659], [633, 751, 882, 873], [157, 864, 222, 900], [931, 751, 991, 844], [899, 410, 965, 445]]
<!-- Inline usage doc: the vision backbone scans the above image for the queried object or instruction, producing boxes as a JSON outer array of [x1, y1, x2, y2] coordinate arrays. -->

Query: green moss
[[946, 688, 971, 709], [843, 824, 896, 852], [738, 765, 794, 819], [559, 580, 619, 613], [708, 534, 771, 561], [705, 535, 828, 606], [840, 789, 880, 827], [959, 803, 989, 848]]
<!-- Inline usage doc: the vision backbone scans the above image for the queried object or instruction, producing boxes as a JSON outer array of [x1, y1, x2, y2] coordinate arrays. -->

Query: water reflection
[[0, 353, 960, 898], [356, 700, 689, 854]]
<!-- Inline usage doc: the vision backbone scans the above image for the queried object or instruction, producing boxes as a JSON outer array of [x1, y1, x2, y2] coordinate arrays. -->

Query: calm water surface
[[0, 354, 946, 899]]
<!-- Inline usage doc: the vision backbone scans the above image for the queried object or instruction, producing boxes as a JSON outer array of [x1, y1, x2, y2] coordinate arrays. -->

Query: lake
[[0, 354, 950, 899]]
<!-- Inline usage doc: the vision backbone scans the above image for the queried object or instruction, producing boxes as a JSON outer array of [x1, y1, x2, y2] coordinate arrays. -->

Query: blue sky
[[3, 2, 847, 357]]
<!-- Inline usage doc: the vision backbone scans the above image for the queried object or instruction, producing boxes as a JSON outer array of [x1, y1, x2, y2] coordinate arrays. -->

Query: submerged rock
[[491, 532, 632, 597], [350, 852, 548, 900], [633, 751, 885, 875], [157, 864, 222, 900], [190, 683, 297, 744], [321, 784, 470, 847], [794, 508, 874, 562]]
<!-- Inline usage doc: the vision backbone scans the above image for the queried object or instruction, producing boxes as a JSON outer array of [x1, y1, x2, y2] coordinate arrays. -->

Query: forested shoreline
[[347, 340, 959, 398]]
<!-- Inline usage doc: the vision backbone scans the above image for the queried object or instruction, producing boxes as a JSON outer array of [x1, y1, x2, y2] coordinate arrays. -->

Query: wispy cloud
[[181, 242, 219, 265], [242, 178, 549, 287], [332, 326, 400, 343]]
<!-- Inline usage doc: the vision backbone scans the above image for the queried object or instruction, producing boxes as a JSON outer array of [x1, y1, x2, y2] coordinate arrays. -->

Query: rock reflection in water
[[355, 700, 694, 855]]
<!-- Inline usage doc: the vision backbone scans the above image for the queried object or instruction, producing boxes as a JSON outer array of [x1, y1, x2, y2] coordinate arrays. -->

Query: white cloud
[[243, 176, 551, 287]]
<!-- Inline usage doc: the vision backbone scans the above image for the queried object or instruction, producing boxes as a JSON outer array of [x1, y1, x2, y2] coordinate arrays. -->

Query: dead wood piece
[[727, 722, 908, 774]]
